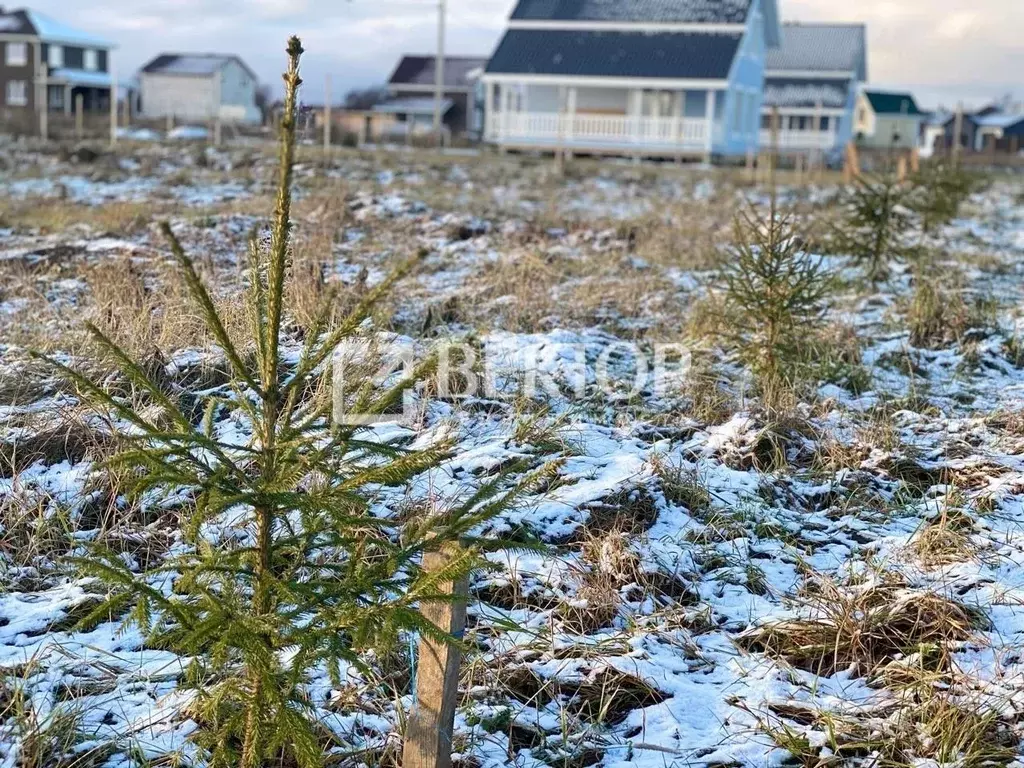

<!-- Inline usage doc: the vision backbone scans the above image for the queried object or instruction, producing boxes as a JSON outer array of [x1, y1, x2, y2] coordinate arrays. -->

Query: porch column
[[566, 85, 577, 142], [64, 84, 71, 115], [629, 89, 642, 144], [484, 80, 495, 139], [705, 89, 717, 162], [670, 92, 681, 146], [501, 84, 512, 138]]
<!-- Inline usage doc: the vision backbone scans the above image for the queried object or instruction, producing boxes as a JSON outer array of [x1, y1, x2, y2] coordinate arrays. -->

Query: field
[[2, 132, 1024, 768]]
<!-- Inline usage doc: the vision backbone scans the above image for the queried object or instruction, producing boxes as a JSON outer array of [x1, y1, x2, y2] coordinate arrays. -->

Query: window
[[761, 114, 772, 130], [48, 85, 64, 109], [5, 41, 28, 67], [83, 48, 98, 71], [47, 44, 63, 68], [820, 116, 831, 132], [6, 80, 28, 106]]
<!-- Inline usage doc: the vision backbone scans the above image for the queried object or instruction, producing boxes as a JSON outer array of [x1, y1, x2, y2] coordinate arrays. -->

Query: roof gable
[[388, 55, 487, 89], [508, 0, 753, 24], [485, 29, 742, 80], [767, 23, 866, 79], [864, 90, 924, 116]]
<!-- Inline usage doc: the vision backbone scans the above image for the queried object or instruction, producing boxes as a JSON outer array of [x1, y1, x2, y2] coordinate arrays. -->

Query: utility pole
[[433, 0, 446, 147], [324, 74, 332, 161]]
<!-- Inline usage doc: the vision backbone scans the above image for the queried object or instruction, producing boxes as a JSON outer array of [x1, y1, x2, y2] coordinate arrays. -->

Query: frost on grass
[[2, 139, 1024, 768]]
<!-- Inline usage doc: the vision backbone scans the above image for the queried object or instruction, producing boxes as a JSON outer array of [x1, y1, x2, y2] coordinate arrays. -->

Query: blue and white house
[[481, 0, 781, 159], [760, 23, 867, 153]]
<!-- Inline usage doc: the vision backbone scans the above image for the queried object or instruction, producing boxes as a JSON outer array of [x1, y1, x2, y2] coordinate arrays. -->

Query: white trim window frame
[[5, 40, 28, 66], [47, 43, 63, 68], [6, 80, 28, 106], [84, 48, 98, 71]]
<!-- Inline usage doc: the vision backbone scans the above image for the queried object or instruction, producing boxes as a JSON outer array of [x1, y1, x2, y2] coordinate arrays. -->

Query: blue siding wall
[[716, 0, 768, 156]]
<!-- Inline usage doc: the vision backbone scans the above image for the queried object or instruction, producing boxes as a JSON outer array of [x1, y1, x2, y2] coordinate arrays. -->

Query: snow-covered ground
[[2, 144, 1024, 768]]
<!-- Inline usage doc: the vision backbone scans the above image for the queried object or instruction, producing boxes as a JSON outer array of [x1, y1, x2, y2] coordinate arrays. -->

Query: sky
[[28, 0, 1024, 110]]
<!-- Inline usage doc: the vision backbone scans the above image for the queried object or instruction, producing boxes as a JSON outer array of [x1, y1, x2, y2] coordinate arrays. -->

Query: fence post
[[402, 541, 469, 768], [109, 59, 118, 147], [75, 94, 84, 140]]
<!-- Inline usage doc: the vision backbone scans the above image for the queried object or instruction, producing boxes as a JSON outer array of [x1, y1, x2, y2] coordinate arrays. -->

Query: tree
[[41, 37, 543, 768], [344, 84, 389, 110]]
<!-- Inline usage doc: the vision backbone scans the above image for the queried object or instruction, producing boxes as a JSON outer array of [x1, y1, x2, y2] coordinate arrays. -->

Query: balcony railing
[[759, 129, 839, 151], [488, 111, 712, 152]]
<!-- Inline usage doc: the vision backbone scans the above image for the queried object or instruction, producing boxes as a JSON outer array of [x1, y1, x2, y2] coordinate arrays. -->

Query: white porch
[[759, 109, 842, 152], [483, 80, 728, 158]]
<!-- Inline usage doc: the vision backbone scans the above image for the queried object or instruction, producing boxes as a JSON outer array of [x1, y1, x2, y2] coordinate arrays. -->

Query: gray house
[[0, 6, 115, 126], [138, 53, 260, 124], [374, 55, 486, 137], [761, 22, 867, 153]]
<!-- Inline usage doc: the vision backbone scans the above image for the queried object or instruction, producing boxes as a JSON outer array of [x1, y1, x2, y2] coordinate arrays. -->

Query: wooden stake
[[745, 148, 755, 182], [910, 147, 920, 173], [75, 94, 84, 139], [897, 154, 908, 182], [402, 543, 469, 768], [952, 102, 964, 167]]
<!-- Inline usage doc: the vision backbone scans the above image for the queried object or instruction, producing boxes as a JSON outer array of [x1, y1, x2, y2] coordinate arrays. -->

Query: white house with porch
[[481, 0, 781, 160], [760, 23, 867, 154]]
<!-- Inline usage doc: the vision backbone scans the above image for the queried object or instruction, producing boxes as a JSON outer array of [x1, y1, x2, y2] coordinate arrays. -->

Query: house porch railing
[[758, 128, 839, 152], [489, 111, 712, 152]]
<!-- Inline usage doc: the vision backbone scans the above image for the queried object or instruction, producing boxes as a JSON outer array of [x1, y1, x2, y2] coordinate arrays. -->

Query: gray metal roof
[[373, 97, 454, 116], [388, 55, 487, 88], [509, 0, 752, 23], [141, 54, 257, 81], [764, 77, 851, 109], [766, 23, 867, 80], [485, 29, 741, 79]]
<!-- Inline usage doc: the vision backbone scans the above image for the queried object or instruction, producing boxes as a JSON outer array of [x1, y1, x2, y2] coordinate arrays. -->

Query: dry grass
[[739, 571, 987, 677]]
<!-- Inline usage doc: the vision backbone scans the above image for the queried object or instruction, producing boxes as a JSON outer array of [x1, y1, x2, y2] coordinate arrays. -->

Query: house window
[[48, 85, 64, 109], [48, 44, 63, 68], [84, 49, 98, 71], [6, 80, 28, 106], [6, 41, 28, 67], [761, 114, 772, 130], [858, 108, 867, 124], [820, 116, 831, 132]]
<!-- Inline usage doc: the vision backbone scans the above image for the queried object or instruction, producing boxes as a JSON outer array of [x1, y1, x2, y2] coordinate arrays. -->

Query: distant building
[[375, 55, 487, 138], [854, 90, 926, 149], [0, 6, 116, 122], [760, 23, 867, 154], [974, 112, 1024, 153], [480, 0, 782, 159], [138, 53, 260, 124]]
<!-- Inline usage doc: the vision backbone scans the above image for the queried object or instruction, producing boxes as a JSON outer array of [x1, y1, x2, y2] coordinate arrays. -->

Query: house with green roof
[[854, 89, 925, 150]]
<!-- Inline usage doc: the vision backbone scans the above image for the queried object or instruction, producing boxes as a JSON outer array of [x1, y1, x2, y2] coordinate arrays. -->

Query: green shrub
[[718, 194, 834, 393], [834, 172, 913, 281]]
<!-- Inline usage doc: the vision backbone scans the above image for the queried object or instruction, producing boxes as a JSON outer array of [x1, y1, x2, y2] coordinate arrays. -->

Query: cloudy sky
[[33, 0, 1024, 110]]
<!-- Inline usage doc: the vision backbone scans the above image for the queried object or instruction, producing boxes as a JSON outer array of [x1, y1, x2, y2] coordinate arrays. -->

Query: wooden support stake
[[402, 543, 469, 768], [897, 154, 908, 182], [745, 148, 755, 182], [75, 94, 84, 139], [324, 74, 332, 164], [910, 147, 920, 174]]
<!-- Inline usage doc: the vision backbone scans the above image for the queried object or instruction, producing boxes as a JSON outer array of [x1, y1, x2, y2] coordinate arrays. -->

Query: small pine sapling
[[37, 38, 549, 768], [719, 188, 833, 396], [835, 170, 913, 281]]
